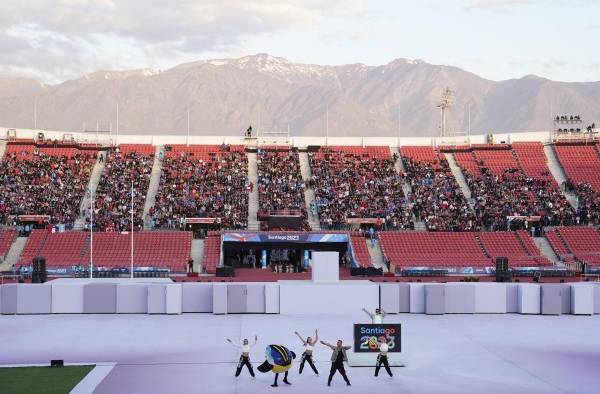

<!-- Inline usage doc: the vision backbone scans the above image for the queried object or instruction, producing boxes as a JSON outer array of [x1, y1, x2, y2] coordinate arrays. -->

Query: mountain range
[[0, 54, 598, 137]]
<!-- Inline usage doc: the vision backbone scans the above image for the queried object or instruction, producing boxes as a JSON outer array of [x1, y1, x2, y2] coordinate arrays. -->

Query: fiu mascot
[[258, 344, 296, 387]]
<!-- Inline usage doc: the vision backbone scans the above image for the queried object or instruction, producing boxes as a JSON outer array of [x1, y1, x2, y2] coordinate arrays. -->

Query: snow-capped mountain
[[0, 54, 598, 137]]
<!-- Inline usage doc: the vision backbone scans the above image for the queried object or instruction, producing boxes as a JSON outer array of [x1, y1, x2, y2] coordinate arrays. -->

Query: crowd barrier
[[1, 280, 599, 316]]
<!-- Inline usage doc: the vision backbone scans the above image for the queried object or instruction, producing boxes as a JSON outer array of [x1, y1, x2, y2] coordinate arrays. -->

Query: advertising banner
[[353, 324, 401, 353]]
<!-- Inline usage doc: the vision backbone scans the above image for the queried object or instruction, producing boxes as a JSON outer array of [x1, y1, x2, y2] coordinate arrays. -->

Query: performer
[[257, 344, 296, 387], [374, 336, 393, 377], [294, 329, 319, 375], [362, 307, 387, 324], [320, 339, 351, 386], [227, 335, 258, 378]]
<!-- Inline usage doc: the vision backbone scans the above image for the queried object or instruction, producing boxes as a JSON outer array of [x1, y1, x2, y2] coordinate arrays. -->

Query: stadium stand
[[257, 147, 310, 230], [201, 233, 221, 273], [350, 234, 372, 268], [0, 228, 16, 260], [401, 146, 477, 231], [17, 230, 191, 270], [90, 145, 154, 231], [308, 146, 413, 229], [151, 145, 248, 230], [545, 226, 600, 266], [379, 230, 548, 271], [454, 143, 575, 231], [554, 144, 600, 225], [0, 142, 96, 226]]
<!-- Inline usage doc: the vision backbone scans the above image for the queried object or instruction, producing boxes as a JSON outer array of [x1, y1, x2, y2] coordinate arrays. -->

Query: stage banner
[[353, 324, 401, 353], [223, 232, 348, 243]]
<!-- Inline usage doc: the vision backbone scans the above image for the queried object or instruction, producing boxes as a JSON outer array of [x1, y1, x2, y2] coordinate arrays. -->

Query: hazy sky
[[0, 0, 598, 84]]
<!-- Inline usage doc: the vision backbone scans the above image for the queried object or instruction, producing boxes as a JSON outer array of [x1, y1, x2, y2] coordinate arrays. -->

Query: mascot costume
[[258, 344, 296, 387]]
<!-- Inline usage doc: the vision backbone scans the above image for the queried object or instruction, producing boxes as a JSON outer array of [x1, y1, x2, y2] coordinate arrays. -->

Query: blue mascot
[[257, 344, 296, 387]]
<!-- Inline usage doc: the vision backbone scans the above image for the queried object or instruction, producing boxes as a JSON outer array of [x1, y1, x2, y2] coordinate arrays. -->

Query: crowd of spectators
[[0, 148, 95, 226], [566, 182, 600, 225], [309, 147, 413, 230], [151, 145, 248, 230], [257, 148, 310, 230], [88, 150, 153, 231], [456, 148, 575, 231], [401, 148, 478, 231]]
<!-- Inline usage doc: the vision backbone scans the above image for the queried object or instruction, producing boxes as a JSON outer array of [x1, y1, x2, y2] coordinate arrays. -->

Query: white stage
[[1, 313, 599, 393]]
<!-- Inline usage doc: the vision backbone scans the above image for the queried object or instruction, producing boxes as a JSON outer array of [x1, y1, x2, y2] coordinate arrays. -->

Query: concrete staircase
[[191, 239, 204, 273], [143, 145, 165, 230], [298, 151, 321, 230], [543, 144, 578, 210], [445, 152, 476, 211], [390, 146, 424, 230], [0, 237, 27, 271], [247, 152, 260, 230], [0, 140, 7, 161], [367, 239, 388, 272], [74, 151, 106, 230], [533, 236, 564, 267]]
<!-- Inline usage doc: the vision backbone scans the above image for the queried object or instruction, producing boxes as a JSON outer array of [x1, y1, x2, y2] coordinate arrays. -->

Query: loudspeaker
[[496, 257, 508, 273], [216, 266, 235, 277], [50, 360, 64, 367], [32, 256, 47, 283], [495, 257, 511, 282], [350, 267, 366, 276]]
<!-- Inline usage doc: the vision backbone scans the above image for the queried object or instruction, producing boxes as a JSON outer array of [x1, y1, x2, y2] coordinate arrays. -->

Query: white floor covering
[[1, 313, 599, 393]]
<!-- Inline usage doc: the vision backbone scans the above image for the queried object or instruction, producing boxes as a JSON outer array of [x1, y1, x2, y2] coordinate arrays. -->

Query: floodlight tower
[[436, 87, 454, 137]]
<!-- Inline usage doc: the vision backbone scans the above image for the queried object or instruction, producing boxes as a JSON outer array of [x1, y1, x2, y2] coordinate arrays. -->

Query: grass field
[[0, 365, 94, 394]]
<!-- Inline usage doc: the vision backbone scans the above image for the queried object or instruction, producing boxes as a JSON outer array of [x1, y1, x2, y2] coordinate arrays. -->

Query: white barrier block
[[444, 283, 475, 314], [212, 283, 228, 314], [265, 283, 280, 314], [51, 283, 84, 314], [474, 283, 507, 314], [165, 284, 182, 314], [116, 283, 148, 313], [518, 284, 540, 314], [147, 284, 167, 314], [409, 283, 425, 313], [571, 284, 594, 315], [181, 283, 213, 313], [380, 283, 400, 313]]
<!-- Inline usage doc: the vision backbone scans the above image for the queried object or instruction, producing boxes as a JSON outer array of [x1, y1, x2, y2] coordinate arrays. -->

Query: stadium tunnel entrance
[[221, 232, 350, 272]]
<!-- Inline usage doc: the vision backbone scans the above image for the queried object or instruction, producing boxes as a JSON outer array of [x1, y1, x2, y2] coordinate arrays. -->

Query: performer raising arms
[[320, 339, 351, 386], [227, 335, 258, 378], [294, 329, 319, 375], [374, 336, 393, 378], [362, 307, 387, 324]]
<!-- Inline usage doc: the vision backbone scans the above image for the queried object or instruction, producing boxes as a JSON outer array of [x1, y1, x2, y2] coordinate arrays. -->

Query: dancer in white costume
[[227, 336, 258, 378], [294, 329, 319, 375], [362, 307, 387, 323], [374, 336, 393, 377]]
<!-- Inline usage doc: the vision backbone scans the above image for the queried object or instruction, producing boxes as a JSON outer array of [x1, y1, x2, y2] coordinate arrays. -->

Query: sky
[[0, 0, 598, 84]]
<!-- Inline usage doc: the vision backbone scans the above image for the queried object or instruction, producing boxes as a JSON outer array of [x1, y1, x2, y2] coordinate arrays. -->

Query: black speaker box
[[32, 256, 47, 283], [350, 267, 366, 276], [216, 266, 235, 277]]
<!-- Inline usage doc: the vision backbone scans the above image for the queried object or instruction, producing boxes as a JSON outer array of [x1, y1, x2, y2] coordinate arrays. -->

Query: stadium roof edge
[[0, 126, 551, 148]]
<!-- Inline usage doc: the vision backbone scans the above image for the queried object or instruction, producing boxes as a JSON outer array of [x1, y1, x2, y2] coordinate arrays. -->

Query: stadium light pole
[[187, 105, 190, 147], [325, 105, 329, 146], [89, 187, 94, 279], [130, 180, 134, 279], [33, 97, 38, 129], [116, 102, 119, 145]]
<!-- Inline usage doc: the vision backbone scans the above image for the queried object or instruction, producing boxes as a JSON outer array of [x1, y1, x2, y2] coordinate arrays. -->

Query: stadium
[[1, 2, 600, 394]]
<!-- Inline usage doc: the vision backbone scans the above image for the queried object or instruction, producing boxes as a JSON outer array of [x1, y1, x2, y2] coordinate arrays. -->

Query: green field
[[0, 365, 94, 394]]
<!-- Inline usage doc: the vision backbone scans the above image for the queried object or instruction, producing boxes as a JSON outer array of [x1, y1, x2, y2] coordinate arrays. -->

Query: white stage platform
[[0, 313, 599, 393]]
